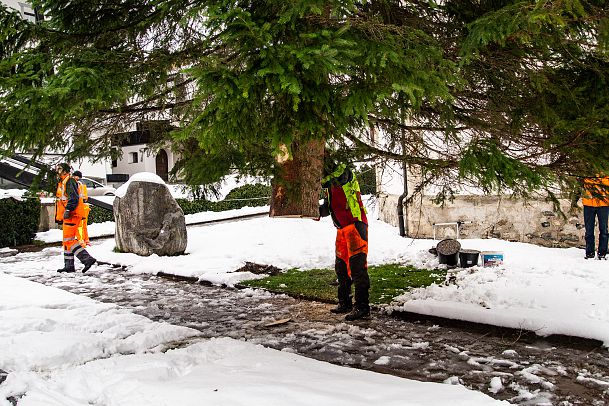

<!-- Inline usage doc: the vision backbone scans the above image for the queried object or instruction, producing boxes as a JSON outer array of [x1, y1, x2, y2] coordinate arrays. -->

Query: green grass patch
[[240, 264, 447, 305]]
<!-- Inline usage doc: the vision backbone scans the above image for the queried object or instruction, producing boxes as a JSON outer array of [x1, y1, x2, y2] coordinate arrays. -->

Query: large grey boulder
[[114, 175, 187, 256]]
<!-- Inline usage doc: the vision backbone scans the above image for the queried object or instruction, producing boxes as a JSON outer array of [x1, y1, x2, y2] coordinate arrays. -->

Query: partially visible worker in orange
[[319, 159, 370, 321], [72, 170, 90, 247], [582, 175, 609, 260], [55, 163, 96, 273]]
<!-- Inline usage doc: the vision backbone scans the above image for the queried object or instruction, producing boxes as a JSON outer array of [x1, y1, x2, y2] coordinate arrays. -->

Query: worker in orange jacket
[[55, 163, 96, 273], [582, 175, 609, 259], [72, 170, 90, 247], [319, 161, 370, 321]]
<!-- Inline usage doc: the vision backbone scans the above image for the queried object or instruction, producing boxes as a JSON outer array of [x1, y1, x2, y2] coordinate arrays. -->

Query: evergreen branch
[[368, 115, 468, 132], [344, 131, 456, 169], [97, 100, 193, 115]]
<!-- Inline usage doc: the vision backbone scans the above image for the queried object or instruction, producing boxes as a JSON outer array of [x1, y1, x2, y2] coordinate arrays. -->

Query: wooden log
[[270, 139, 324, 218]]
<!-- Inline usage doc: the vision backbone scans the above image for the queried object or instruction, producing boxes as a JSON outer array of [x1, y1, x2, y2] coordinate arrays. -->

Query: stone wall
[[39, 202, 60, 232], [377, 194, 585, 248]]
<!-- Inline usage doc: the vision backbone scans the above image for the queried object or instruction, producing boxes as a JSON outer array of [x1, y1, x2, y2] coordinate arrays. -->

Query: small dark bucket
[[438, 251, 459, 266], [436, 238, 461, 266], [459, 249, 480, 268]]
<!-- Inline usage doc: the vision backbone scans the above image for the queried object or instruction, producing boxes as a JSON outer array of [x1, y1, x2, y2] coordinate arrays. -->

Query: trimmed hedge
[[221, 183, 271, 210], [175, 198, 217, 215], [0, 197, 41, 247], [88, 205, 114, 224], [178, 183, 270, 214]]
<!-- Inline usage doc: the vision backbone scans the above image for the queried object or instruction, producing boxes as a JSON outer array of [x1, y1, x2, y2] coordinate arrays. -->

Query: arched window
[[155, 149, 169, 181]]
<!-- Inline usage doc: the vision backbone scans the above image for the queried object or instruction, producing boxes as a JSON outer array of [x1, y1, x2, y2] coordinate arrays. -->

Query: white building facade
[[111, 145, 177, 184], [1, 0, 41, 22]]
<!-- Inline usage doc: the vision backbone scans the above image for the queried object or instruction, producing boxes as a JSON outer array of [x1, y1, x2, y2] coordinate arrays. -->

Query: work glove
[[319, 203, 330, 218], [63, 210, 71, 219]]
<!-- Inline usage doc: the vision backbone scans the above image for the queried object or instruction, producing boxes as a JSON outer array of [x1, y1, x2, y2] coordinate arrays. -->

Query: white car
[[80, 177, 116, 196]]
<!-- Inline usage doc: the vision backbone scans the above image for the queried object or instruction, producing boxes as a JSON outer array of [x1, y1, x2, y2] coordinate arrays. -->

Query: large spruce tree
[[1, 0, 608, 203]]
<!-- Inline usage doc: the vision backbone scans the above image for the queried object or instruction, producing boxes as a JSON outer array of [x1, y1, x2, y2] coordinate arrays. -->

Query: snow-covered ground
[[2, 176, 608, 404], [19, 203, 609, 347], [0, 273, 505, 405], [14, 185, 609, 347]]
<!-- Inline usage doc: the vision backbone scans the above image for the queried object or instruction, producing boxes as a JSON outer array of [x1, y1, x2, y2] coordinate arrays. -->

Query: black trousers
[[335, 222, 369, 310]]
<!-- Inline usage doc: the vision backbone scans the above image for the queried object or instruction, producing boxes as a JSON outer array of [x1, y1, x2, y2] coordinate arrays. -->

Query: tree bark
[[270, 139, 324, 218]]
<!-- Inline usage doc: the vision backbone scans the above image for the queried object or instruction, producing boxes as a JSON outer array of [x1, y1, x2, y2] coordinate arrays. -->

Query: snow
[[4, 183, 609, 403], [390, 238, 609, 345], [20, 196, 609, 346], [0, 189, 27, 200], [114, 172, 167, 197], [0, 273, 505, 406], [374, 356, 391, 365], [34, 205, 270, 243], [489, 377, 503, 394]]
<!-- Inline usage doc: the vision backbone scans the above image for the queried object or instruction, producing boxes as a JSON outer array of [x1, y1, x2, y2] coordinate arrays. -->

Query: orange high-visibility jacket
[[78, 181, 88, 203], [55, 174, 86, 221], [77, 181, 91, 221], [582, 176, 609, 207]]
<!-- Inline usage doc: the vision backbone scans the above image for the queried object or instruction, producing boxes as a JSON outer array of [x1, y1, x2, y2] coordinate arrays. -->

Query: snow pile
[[0, 272, 505, 406], [390, 238, 609, 345], [0, 273, 200, 373], [114, 172, 167, 198], [0, 189, 27, 200]]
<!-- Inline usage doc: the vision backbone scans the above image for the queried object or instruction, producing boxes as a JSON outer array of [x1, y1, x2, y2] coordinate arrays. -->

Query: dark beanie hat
[[73, 170, 82, 177]]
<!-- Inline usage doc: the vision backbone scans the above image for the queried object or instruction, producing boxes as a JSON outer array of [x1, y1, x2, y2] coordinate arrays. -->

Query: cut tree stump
[[270, 139, 324, 218]]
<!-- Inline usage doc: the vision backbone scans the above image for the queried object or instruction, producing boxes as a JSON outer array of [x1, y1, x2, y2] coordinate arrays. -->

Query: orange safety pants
[[335, 223, 369, 277], [76, 204, 90, 247], [77, 217, 89, 247], [63, 221, 80, 252], [335, 222, 369, 309], [62, 220, 80, 270]]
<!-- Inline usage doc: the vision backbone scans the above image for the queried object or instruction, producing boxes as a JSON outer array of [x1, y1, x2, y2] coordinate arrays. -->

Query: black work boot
[[330, 302, 353, 314], [345, 306, 371, 321], [75, 248, 96, 273], [82, 258, 96, 273], [349, 253, 370, 321], [57, 255, 75, 273]]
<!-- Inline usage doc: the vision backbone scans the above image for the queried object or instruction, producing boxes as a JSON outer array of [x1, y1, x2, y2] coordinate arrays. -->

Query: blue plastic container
[[482, 251, 504, 267]]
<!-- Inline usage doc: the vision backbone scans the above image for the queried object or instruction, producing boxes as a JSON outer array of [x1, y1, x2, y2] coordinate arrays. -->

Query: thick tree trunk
[[270, 139, 324, 218]]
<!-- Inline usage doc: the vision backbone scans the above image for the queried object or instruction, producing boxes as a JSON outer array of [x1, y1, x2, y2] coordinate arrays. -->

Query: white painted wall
[[2, 0, 39, 22], [72, 158, 113, 180], [114, 145, 149, 174], [112, 144, 178, 180]]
